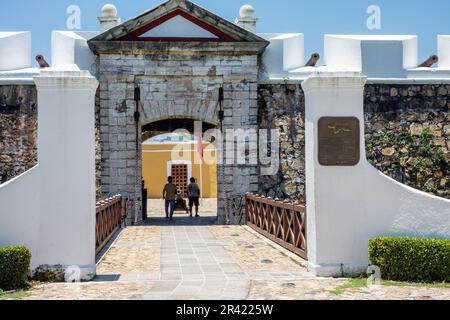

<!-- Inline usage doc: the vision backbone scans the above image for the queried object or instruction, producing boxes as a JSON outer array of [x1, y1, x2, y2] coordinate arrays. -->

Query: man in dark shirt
[[163, 176, 177, 220], [188, 177, 200, 218]]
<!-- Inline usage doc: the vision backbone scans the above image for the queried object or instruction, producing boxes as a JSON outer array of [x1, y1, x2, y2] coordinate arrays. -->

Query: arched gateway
[[88, 0, 269, 224]]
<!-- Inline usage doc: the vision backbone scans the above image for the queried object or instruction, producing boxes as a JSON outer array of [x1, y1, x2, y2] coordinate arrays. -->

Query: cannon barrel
[[418, 55, 439, 68], [305, 53, 320, 67], [35, 54, 50, 68]]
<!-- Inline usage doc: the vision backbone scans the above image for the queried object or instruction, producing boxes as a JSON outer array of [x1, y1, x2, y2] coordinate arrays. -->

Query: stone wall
[[0, 85, 103, 200], [0, 85, 37, 183], [1, 81, 448, 209], [365, 84, 450, 199], [258, 84, 305, 201], [257, 83, 450, 200]]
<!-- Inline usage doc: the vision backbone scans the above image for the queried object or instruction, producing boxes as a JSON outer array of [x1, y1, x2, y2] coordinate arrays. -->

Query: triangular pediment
[[138, 13, 220, 40], [90, 0, 268, 43], [122, 8, 232, 41]]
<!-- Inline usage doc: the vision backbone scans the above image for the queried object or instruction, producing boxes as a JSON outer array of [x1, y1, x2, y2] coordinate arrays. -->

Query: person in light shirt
[[163, 176, 177, 221], [188, 177, 201, 218]]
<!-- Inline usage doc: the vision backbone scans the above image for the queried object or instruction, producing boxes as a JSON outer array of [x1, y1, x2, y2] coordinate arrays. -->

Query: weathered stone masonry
[[1, 81, 448, 214], [258, 83, 450, 200], [0, 85, 103, 198], [1, 81, 449, 207], [0, 85, 37, 183], [90, 41, 265, 224], [258, 84, 306, 201], [365, 84, 450, 199]]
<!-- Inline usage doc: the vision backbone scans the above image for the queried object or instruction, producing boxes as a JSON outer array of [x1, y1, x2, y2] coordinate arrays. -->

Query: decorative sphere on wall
[[101, 4, 118, 18], [239, 4, 256, 19]]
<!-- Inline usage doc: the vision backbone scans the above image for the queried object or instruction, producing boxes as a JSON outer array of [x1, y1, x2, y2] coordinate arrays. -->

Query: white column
[[302, 71, 369, 277], [34, 70, 99, 280]]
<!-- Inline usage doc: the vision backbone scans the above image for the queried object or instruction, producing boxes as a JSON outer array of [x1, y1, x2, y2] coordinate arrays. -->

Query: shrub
[[0, 246, 32, 290], [369, 237, 450, 283]]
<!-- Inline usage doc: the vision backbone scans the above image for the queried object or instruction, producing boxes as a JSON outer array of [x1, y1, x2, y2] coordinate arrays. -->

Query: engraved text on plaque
[[318, 117, 360, 166]]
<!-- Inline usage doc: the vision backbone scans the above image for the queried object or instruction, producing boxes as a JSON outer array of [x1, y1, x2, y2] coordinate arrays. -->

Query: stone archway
[[92, 43, 268, 224], [134, 74, 224, 223], [141, 118, 219, 222], [137, 75, 222, 128]]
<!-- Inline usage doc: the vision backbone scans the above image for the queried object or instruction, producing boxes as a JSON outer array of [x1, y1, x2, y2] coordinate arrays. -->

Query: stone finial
[[418, 55, 439, 68], [235, 4, 258, 33], [98, 4, 121, 33]]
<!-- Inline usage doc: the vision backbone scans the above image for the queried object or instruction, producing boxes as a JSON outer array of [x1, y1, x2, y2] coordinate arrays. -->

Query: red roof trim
[[119, 9, 235, 42]]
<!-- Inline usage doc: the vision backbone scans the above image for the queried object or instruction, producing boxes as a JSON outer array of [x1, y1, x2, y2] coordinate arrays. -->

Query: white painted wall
[[0, 32, 32, 71], [405, 67, 450, 80], [404, 35, 450, 79], [51, 31, 98, 73], [0, 167, 40, 267], [260, 34, 450, 82], [259, 33, 304, 80], [324, 35, 418, 78], [438, 35, 450, 68], [324, 35, 361, 71], [302, 71, 450, 277], [34, 69, 98, 280], [0, 68, 40, 85], [0, 67, 98, 280]]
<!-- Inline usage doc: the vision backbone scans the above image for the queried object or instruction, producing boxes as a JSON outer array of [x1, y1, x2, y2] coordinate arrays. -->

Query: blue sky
[[1, 0, 449, 64]]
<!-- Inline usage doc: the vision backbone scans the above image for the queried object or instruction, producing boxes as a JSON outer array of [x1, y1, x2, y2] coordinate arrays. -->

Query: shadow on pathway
[[144, 216, 218, 226]]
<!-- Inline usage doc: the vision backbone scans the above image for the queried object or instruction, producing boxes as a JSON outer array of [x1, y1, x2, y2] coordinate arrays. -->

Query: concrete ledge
[[89, 40, 269, 55]]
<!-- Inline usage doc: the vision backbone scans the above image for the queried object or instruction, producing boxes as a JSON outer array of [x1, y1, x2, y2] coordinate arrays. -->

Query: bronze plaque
[[318, 117, 360, 166]]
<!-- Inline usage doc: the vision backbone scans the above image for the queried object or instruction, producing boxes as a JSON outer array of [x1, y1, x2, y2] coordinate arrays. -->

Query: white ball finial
[[101, 4, 118, 18], [239, 4, 256, 19], [99, 4, 120, 32]]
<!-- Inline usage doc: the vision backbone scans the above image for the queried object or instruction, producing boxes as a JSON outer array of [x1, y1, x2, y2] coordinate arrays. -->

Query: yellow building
[[142, 133, 217, 199]]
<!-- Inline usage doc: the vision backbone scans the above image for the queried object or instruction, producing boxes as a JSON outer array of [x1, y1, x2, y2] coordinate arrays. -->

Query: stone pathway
[[25, 225, 450, 300]]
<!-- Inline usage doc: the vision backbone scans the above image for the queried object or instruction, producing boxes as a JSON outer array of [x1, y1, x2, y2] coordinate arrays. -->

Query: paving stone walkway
[[25, 224, 450, 300]]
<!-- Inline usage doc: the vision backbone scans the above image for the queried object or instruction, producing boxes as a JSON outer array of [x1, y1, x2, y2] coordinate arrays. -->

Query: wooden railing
[[96, 195, 126, 254], [246, 194, 307, 260]]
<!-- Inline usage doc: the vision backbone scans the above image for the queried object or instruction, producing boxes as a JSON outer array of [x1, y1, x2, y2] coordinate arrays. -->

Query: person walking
[[188, 177, 201, 218], [163, 176, 177, 221]]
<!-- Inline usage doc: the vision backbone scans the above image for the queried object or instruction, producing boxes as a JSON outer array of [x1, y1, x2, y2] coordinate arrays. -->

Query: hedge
[[369, 237, 450, 283], [0, 246, 32, 290]]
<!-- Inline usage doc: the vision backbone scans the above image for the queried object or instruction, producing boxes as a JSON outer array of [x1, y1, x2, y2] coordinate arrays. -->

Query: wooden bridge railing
[[246, 194, 307, 260], [96, 195, 126, 254]]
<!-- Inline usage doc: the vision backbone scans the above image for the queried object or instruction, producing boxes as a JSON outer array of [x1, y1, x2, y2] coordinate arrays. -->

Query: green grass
[[382, 280, 450, 289], [331, 278, 450, 296], [330, 278, 368, 295], [0, 289, 30, 300], [0, 280, 41, 300]]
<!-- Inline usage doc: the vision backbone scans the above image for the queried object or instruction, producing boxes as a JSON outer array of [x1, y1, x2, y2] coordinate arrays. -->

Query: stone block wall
[[258, 84, 306, 201], [93, 42, 262, 224], [257, 83, 450, 200], [0, 85, 102, 199], [365, 84, 450, 199], [1, 81, 448, 214], [0, 85, 37, 183]]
